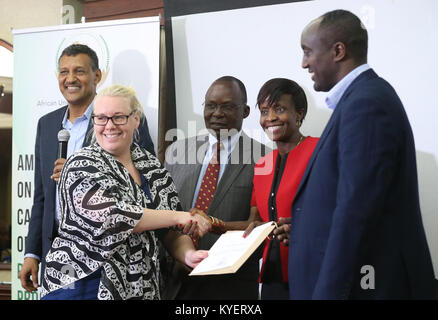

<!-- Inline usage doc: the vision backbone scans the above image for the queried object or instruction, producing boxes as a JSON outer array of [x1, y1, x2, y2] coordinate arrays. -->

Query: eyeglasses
[[92, 110, 135, 126], [203, 102, 241, 113]]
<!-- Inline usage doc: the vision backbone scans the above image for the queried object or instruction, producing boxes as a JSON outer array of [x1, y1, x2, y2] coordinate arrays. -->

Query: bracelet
[[208, 215, 226, 234]]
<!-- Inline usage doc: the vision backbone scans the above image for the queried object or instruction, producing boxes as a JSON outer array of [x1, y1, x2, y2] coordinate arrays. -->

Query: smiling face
[[58, 53, 102, 107], [203, 80, 250, 139], [93, 95, 139, 160], [259, 94, 303, 143], [301, 21, 339, 92]]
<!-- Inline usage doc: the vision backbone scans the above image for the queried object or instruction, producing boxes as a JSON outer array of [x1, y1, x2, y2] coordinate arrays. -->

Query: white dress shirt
[[325, 64, 370, 110], [191, 130, 242, 208]]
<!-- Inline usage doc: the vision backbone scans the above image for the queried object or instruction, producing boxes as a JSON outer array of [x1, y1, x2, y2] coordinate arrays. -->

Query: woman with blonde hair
[[41, 84, 209, 300]]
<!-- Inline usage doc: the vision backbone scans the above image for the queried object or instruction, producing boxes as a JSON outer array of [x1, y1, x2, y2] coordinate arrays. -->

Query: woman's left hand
[[184, 249, 209, 268], [273, 217, 291, 246]]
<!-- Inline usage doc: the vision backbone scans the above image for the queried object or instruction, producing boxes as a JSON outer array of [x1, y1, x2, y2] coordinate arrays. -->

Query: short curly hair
[[256, 78, 308, 121], [59, 43, 99, 71]]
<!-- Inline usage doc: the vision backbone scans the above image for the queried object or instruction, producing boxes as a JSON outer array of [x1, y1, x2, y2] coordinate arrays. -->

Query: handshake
[[177, 209, 291, 247], [177, 208, 225, 239]]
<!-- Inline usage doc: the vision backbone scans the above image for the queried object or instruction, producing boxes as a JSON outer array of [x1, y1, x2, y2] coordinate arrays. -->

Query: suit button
[[295, 207, 301, 212]]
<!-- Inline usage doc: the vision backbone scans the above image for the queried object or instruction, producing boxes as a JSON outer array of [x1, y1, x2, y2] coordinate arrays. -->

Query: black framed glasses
[[92, 110, 135, 126], [203, 102, 241, 113]]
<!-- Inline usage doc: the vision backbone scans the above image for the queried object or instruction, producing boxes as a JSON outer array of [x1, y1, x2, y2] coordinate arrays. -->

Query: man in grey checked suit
[[165, 76, 269, 299]]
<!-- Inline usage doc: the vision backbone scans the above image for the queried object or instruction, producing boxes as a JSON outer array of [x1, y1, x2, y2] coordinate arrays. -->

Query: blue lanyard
[[140, 174, 152, 202]]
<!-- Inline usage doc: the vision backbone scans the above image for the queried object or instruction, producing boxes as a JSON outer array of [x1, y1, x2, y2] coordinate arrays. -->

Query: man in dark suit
[[288, 10, 436, 299], [19, 44, 155, 293], [165, 76, 268, 299]]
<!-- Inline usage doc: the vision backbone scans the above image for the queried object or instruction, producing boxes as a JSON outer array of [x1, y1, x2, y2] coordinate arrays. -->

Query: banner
[[11, 16, 161, 300]]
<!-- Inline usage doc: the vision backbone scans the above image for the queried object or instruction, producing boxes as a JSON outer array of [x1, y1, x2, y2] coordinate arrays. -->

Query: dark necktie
[[194, 142, 222, 212]]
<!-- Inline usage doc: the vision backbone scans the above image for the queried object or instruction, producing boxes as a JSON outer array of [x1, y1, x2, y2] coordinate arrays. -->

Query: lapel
[[47, 106, 68, 227], [82, 116, 94, 147], [294, 69, 378, 200], [208, 132, 251, 212], [179, 135, 208, 208], [49, 106, 68, 163]]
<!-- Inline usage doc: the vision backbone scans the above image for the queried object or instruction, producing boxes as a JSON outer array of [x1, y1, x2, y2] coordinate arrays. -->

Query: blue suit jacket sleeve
[[25, 118, 44, 257], [313, 83, 402, 299]]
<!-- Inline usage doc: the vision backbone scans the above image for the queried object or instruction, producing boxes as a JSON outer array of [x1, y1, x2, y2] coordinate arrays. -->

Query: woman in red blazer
[[245, 78, 318, 299]]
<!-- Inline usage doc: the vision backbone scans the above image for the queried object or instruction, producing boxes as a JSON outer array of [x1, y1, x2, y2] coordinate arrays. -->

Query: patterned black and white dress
[[41, 143, 180, 299]]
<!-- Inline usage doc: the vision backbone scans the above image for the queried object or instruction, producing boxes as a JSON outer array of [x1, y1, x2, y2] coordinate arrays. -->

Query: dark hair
[[59, 44, 99, 71], [256, 78, 308, 120], [318, 9, 368, 63], [214, 76, 247, 104]]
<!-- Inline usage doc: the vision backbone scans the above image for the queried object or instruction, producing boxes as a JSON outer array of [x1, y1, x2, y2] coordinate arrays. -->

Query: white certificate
[[190, 221, 275, 276]]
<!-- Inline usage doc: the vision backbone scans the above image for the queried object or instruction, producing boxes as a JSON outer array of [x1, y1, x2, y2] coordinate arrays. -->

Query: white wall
[[0, 0, 63, 44], [171, 0, 438, 277]]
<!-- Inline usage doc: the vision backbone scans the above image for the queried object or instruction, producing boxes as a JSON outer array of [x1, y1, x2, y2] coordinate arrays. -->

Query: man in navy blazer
[[19, 44, 155, 293], [288, 10, 436, 299]]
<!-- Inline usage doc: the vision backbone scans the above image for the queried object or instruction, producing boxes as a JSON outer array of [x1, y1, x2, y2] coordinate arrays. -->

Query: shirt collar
[[208, 129, 242, 154], [62, 102, 94, 127], [325, 64, 370, 110]]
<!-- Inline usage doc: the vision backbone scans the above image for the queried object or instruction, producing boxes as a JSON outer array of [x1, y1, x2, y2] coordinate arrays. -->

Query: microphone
[[57, 129, 70, 159]]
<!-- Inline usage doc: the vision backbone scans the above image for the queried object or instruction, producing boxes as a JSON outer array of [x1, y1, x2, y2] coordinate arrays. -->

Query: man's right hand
[[178, 209, 212, 238], [19, 257, 39, 292], [50, 158, 66, 183]]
